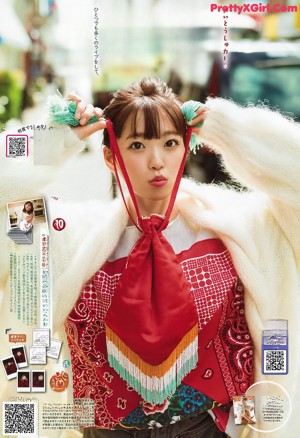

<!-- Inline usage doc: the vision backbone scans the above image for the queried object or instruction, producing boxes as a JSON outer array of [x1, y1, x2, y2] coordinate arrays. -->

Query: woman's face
[[25, 203, 32, 212], [106, 110, 185, 207]]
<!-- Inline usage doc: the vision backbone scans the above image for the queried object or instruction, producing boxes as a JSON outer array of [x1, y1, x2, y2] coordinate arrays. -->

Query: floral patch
[[117, 384, 219, 430]]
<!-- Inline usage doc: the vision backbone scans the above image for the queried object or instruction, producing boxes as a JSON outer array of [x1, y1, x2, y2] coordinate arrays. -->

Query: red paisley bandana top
[[65, 218, 254, 431]]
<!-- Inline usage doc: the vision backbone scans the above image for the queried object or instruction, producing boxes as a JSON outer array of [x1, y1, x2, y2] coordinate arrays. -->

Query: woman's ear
[[103, 146, 115, 173]]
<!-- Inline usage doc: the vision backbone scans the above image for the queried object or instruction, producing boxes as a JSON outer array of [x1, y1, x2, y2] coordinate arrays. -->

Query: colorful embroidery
[[118, 384, 219, 430]]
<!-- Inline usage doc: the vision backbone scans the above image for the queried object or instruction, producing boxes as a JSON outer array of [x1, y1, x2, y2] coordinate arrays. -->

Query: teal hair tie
[[48, 94, 99, 126], [181, 100, 204, 153]]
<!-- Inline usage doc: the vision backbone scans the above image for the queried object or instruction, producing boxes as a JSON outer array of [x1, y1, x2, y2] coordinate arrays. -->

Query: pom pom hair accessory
[[48, 92, 100, 126], [181, 100, 205, 154], [47, 94, 204, 155]]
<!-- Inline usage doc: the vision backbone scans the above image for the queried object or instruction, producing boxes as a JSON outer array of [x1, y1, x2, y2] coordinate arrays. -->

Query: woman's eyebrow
[[126, 130, 180, 140], [126, 132, 145, 140], [161, 130, 180, 137]]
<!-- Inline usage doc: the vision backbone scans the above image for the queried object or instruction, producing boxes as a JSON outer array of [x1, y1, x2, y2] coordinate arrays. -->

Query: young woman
[[50, 77, 299, 438], [17, 201, 34, 232], [0, 77, 299, 438]]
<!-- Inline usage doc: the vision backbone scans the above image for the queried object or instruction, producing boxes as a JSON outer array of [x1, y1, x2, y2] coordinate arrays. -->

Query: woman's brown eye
[[131, 142, 144, 150], [165, 140, 178, 148]]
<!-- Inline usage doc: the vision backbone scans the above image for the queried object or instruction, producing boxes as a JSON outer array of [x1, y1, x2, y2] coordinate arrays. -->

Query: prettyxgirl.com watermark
[[211, 3, 298, 14]]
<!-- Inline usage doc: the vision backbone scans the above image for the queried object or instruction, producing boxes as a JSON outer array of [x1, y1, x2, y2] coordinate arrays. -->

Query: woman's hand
[[65, 92, 106, 140], [190, 105, 208, 133]]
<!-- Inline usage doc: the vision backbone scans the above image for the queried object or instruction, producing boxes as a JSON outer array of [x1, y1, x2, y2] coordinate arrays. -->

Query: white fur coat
[[1, 97, 299, 438]]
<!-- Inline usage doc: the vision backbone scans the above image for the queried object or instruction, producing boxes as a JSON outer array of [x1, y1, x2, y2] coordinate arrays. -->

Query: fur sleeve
[[198, 97, 300, 266], [199, 97, 300, 206]]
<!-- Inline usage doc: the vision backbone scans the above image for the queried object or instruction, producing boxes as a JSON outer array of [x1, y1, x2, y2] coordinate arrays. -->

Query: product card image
[[46, 339, 62, 359], [29, 346, 47, 365], [233, 395, 257, 425], [32, 328, 50, 347], [1, 356, 18, 380], [6, 197, 47, 244], [32, 370, 46, 392], [17, 371, 31, 393], [11, 345, 28, 368], [262, 319, 288, 375]]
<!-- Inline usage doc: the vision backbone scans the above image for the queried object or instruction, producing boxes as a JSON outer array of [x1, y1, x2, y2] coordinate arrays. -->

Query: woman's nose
[[149, 149, 164, 170]]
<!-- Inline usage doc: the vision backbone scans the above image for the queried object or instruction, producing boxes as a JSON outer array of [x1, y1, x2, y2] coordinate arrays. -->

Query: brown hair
[[23, 201, 34, 214], [102, 77, 186, 146]]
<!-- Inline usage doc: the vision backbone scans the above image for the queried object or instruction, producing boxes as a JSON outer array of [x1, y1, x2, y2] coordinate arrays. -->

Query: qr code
[[263, 350, 287, 374], [3, 402, 37, 435], [6, 135, 28, 157]]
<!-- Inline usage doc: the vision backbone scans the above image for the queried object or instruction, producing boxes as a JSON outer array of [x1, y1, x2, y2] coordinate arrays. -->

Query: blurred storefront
[[0, 0, 31, 126], [92, 0, 261, 108], [0, 0, 59, 125], [262, 0, 300, 39]]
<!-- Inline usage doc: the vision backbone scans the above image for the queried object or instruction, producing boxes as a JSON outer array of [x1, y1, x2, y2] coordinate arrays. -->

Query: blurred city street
[[1, 0, 300, 185]]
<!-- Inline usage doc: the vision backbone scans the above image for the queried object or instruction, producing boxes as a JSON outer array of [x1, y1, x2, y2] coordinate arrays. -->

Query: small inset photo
[[11, 345, 28, 368], [1, 356, 18, 380], [32, 370, 46, 392], [17, 370, 30, 392], [6, 197, 47, 231], [233, 395, 257, 425]]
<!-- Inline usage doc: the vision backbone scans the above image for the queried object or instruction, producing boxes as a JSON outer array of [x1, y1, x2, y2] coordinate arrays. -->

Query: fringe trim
[[107, 337, 198, 387], [106, 324, 198, 377], [106, 328, 198, 404]]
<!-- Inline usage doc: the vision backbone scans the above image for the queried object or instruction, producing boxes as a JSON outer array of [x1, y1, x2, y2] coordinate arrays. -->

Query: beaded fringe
[[106, 324, 198, 404]]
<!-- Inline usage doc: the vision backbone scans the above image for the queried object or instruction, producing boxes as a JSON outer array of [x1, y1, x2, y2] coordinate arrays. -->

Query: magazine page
[[1, 1, 300, 437]]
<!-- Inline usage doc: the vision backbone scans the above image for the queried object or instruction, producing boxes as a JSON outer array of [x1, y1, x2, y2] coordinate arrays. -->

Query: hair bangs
[[102, 77, 186, 147], [128, 97, 186, 140]]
